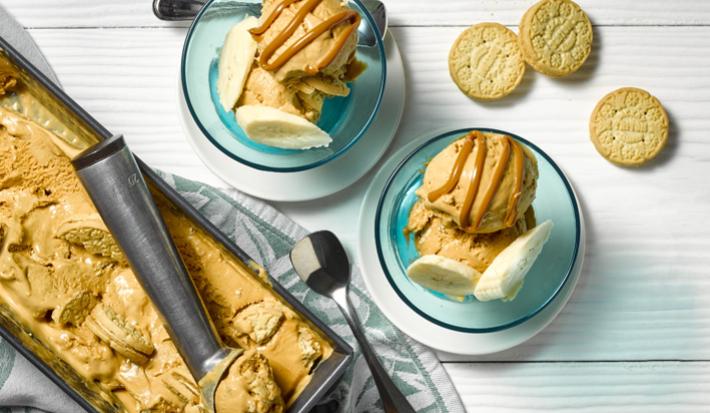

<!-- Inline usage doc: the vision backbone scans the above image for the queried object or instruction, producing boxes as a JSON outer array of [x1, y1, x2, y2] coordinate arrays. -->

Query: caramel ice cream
[[0, 105, 332, 412], [217, 0, 365, 148], [240, 0, 360, 122], [407, 201, 536, 273], [406, 131, 540, 275], [417, 132, 538, 234], [0, 73, 16, 96]]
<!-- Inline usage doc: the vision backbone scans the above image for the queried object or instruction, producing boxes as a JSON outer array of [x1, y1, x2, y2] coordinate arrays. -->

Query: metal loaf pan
[[0, 36, 352, 413]]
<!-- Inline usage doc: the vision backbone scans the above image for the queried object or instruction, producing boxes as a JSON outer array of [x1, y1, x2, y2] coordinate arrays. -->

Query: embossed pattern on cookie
[[519, 0, 593, 77], [449, 23, 526, 100], [589, 87, 669, 167]]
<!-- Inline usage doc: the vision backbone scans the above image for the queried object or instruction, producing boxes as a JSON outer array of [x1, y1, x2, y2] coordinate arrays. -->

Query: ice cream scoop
[[71, 135, 241, 413]]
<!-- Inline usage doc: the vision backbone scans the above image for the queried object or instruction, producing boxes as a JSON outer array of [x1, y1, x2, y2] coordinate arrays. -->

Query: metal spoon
[[152, 0, 388, 46], [290, 231, 415, 413]]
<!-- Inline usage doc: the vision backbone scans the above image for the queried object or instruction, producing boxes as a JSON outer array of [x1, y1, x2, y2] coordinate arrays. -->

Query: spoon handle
[[332, 287, 416, 413], [153, 0, 206, 21]]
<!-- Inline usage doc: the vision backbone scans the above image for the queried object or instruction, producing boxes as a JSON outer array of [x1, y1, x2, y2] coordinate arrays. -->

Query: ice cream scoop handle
[[332, 287, 415, 413], [72, 135, 225, 380]]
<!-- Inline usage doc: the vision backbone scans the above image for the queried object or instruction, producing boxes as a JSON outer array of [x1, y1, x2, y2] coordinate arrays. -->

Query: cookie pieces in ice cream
[[215, 350, 284, 413], [234, 299, 286, 345], [56, 215, 125, 262], [85, 302, 155, 365]]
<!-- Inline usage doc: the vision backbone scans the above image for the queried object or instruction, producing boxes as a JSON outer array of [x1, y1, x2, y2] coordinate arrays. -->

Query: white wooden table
[[5, 1, 710, 411]]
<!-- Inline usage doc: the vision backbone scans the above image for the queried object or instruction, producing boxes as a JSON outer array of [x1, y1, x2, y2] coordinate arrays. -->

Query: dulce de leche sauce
[[250, 0, 360, 75], [427, 131, 527, 231]]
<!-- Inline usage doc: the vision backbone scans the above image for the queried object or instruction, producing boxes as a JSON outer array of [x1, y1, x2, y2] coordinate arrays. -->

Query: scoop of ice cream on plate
[[217, 0, 364, 150], [405, 131, 553, 302]]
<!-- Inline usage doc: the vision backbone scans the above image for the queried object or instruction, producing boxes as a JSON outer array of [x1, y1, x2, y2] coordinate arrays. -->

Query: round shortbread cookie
[[448, 23, 526, 100], [589, 87, 669, 167], [519, 0, 593, 77]]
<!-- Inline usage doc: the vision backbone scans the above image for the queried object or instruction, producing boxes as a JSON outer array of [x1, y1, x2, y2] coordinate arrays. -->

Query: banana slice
[[474, 220, 554, 302], [235, 104, 332, 149], [217, 16, 259, 111], [406, 255, 481, 296]]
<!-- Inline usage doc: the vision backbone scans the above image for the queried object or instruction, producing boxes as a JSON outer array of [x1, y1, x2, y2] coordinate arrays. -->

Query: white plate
[[178, 33, 405, 202], [357, 134, 586, 355]]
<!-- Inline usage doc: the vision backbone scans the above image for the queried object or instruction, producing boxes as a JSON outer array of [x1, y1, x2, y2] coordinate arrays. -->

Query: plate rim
[[177, 33, 405, 202], [357, 128, 586, 354], [179, 0, 388, 173], [374, 128, 582, 333]]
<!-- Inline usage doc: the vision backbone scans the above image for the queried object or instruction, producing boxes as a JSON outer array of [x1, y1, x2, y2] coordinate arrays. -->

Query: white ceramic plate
[[178, 33, 405, 202], [357, 133, 586, 355]]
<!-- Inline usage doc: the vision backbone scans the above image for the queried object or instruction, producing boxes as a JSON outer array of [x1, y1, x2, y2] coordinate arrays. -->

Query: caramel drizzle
[[427, 132, 477, 202], [459, 133, 488, 229], [249, 0, 361, 75], [427, 133, 526, 231], [504, 139, 525, 227], [467, 137, 511, 231]]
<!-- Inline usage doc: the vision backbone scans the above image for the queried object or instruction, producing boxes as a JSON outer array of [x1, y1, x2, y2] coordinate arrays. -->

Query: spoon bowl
[[290, 231, 416, 413]]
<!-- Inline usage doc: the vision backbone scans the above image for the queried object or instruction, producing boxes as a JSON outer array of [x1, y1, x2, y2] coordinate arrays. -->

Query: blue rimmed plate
[[181, 0, 387, 172], [374, 128, 581, 333]]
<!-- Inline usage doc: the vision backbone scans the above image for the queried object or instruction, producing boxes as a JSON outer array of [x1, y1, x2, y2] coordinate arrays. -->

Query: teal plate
[[375, 128, 581, 333], [181, 0, 387, 172]]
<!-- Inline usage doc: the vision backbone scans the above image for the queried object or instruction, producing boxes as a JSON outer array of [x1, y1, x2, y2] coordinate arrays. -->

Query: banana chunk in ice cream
[[406, 200, 535, 274], [407, 255, 481, 297], [217, 0, 363, 149]]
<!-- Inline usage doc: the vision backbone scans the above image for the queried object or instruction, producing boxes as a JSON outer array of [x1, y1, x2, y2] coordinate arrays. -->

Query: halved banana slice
[[217, 16, 259, 111], [235, 104, 332, 149], [474, 220, 554, 302], [406, 255, 481, 296]]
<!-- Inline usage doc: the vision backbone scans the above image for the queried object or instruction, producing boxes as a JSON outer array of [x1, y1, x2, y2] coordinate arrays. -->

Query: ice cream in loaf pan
[[0, 103, 333, 412]]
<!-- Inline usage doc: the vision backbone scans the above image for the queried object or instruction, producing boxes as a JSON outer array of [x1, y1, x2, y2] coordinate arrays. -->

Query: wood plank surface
[[4, 0, 710, 28], [444, 362, 710, 412], [25, 25, 710, 363], [5, 0, 710, 411]]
